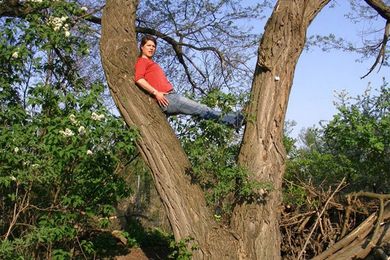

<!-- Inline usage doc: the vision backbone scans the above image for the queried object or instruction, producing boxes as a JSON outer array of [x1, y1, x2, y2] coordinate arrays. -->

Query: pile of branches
[[281, 178, 390, 259]]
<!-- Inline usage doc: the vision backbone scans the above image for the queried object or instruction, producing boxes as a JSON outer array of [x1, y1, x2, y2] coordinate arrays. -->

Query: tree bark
[[232, 1, 330, 259], [100, 0, 332, 259], [99, 0, 240, 259]]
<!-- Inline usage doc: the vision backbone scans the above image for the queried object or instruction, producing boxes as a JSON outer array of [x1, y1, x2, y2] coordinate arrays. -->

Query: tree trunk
[[232, 1, 330, 259], [99, 0, 240, 259], [100, 0, 331, 259]]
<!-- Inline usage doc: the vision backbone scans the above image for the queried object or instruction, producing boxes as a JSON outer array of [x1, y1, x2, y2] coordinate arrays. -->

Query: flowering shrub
[[0, 1, 139, 258], [0, 83, 138, 258]]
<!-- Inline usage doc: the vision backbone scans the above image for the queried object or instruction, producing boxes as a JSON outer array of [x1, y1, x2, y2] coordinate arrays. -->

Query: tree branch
[[360, 1, 390, 78], [297, 178, 346, 260], [135, 26, 226, 93], [0, 0, 34, 18], [364, 0, 390, 20], [361, 20, 390, 78], [0, 3, 227, 94]]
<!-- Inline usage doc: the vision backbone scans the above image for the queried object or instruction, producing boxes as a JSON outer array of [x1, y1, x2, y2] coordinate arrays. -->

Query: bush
[[0, 84, 138, 258], [285, 84, 390, 194]]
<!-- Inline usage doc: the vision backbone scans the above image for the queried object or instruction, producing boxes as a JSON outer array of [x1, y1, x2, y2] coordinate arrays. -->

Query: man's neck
[[141, 54, 152, 60]]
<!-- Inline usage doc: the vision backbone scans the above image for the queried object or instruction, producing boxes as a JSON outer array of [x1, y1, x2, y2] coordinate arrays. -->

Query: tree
[[100, 0, 333, 258], [100, 0, 390, 259], [287, 83, 390, 193], [2, 0, 390, 259]]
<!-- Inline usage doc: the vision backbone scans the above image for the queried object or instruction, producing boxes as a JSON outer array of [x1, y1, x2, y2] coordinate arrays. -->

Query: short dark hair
[[139, 35, 157, 55]]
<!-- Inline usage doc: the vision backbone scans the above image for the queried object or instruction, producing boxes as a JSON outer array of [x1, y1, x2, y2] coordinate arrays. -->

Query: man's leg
[[162, 93, 243, 129], [163, 93, 220, 119]]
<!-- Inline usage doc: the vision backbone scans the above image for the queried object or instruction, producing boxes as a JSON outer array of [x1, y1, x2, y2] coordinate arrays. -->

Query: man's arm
[[136, 78, 169, 107]]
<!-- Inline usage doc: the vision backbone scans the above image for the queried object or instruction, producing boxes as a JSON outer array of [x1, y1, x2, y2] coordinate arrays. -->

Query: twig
[[4, 182, 31, 240], [297, 178, 346, 260], [76, 235, 88, 260]]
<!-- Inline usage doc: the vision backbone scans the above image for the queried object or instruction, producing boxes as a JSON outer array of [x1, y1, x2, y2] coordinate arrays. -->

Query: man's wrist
[[152, 90, 157, 96]]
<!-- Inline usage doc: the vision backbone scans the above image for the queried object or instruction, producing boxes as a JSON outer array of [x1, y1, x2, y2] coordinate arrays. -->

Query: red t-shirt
[[134, 57, 173, 93]]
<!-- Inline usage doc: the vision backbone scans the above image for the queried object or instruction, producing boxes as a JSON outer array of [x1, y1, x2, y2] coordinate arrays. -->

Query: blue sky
[[285, 1, 389, 138]]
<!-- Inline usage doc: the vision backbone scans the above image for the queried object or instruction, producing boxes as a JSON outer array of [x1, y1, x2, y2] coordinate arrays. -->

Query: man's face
[[141, 40, 156, 58]]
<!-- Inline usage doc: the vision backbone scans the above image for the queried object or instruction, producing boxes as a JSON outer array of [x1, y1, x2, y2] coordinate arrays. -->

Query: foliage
[[285, 83, 390, 196], [169, 237, 198, 260], [0, 1, 139, 258], [282, 88, 390, 257], [175, 89, 268, 217], [322, 85, 390, 191], [0, 83, 138, 258]]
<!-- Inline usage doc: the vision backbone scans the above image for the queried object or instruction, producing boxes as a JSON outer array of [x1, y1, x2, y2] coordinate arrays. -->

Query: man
[[134, 35, 244, 131]]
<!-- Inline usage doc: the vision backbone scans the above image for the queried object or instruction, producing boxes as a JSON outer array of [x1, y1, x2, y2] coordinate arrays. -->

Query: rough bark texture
[[232, 1, 330, 259], [99, 1, 240, 259], [99, 0, 332, 259]]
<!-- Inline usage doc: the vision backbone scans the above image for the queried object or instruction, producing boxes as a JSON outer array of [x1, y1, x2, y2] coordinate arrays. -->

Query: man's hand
[[135, 78, 170, 107], [155, 91, 169, 107]]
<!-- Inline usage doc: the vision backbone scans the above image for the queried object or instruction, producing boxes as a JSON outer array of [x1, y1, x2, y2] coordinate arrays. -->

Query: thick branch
[[0, 0, 33, 17], [313, 198, 390, 260], [364, 0, 390, 20], [99, 1, 241, 258], [232, 1, 331, 259], [0, 3, 226, 94]]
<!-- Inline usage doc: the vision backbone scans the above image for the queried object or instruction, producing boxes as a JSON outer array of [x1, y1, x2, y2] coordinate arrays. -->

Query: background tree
[[287, 83, 390, 193]]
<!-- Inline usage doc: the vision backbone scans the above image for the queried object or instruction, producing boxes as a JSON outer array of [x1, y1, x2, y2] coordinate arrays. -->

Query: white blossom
[[81, 6, 88, 12], [64, 30, 71, 37], [14, 147, 19, 153], [86, 150, 93, 155], [32, 164, 39, 168], [91, 112, 105, 121], [91, 112, 99, 120], [78, 126, 86, 135], [59, 128, 75, 137], [23, 161, 30, 166], [28, 0, 43, 3], [48, 16, 69, 32], [10, 176, 17, 181], [12, 52, 19, 59], [69, 114, 78, 125]]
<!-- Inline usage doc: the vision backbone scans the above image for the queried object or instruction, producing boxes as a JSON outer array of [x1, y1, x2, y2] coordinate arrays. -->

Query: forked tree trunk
[[99, 0, 240, 259], [232, 1, 330, 259], [100, 0, 331, 259]]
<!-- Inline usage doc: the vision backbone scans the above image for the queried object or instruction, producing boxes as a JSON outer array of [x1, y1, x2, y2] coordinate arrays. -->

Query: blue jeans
[[160, 93, 243, 128]]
